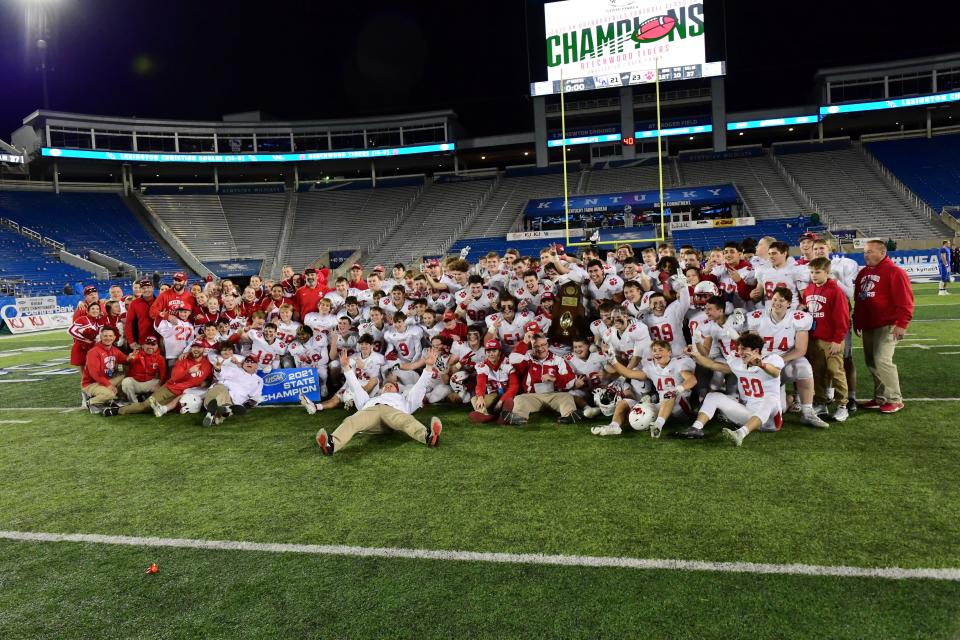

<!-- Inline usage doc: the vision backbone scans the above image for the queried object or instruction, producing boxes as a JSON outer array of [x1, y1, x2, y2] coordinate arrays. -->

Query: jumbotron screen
[[531, 0, 725, 96]]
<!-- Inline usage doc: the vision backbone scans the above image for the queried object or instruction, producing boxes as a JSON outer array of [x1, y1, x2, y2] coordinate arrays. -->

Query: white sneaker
[[788, 398, 801, 413], [591, 423, 622, 436], [801, 409, 829, 429], [582, 406, 602, 418], [300, 391, 317, 415], [650, 422, 663, 439], [320, 384, 329, 398], [832, 405, 849, 423], [149, 397, 167, 418], [811, 404, 828, 416], [722, 427, 744, 447]]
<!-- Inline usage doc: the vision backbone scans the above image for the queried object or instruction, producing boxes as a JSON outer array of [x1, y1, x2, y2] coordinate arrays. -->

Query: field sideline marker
[[1, 529, 958, 582]]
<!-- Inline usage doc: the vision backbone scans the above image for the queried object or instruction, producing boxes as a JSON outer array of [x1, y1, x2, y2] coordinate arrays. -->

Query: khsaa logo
[[264, 372, 285, 385]]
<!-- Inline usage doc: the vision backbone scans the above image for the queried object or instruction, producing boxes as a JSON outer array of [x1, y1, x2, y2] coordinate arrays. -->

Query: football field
[[1, 283, 959, 639]]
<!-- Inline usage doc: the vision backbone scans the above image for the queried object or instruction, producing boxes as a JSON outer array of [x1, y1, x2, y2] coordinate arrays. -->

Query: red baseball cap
[[83, 285, 98, 295], [243, 355, 259, 364], [190, 340, 206, 349], [351, 263, 363, 270], [524, 321, 541, 333], [426, 259, 440, 267], [484, 339, 501, 350], [304, 268, 317, 275], [143, 336, 158, 345], [206, 274, 214, 282], [442, 310, 456, 321], [799, 232, 818, 241], [173, 272, 186, 281], [541, 291, 555, 301], [372, 265, 385, 273]]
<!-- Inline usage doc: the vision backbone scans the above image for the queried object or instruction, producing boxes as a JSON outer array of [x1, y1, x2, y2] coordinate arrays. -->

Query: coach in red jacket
[[113, 341, 212, 417], [125, 279, 157, 349], [293, 268, 329, 321], [853, 240, 914, 413], [500, 334, 582, 425], [81, 325, 127, 410], [120, 336, 167, 402], [150, 272, 196, 320]]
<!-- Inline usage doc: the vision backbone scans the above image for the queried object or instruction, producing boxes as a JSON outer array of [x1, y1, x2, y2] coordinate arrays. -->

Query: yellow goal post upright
[[561, 59, 667, 248]]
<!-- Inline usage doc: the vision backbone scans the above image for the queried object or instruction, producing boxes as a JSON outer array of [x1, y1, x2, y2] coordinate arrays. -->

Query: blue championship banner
[[258, 368, 321, 405]]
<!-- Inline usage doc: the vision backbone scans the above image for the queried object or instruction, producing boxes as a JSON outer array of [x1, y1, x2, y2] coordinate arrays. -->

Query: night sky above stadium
[[2, 0, 960, 139]]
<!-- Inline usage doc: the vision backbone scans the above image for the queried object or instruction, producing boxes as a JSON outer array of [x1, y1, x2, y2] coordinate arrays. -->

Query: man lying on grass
[[309, 349, 443, 456]]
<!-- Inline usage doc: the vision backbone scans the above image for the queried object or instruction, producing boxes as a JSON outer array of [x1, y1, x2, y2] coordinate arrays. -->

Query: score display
[[532, 0, 724, 97]]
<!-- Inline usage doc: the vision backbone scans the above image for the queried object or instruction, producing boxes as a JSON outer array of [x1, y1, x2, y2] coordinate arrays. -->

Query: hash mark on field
[[1, 530, 957, 582]]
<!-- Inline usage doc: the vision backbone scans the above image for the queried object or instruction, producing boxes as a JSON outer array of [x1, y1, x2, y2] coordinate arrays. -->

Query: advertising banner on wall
[[0, 295, 81, 335]]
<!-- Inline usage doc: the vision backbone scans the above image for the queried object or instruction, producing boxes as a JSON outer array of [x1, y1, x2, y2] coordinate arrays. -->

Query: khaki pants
[[120, 377, 160, 403], [203, 383, 233, 410], [808, 339, 848, 406], [512, 392, 577, 419], [119, 386, 177, 415], [83, 376, 125, 406], [861, 326, 902, 404], [330, 405, 427, 451]]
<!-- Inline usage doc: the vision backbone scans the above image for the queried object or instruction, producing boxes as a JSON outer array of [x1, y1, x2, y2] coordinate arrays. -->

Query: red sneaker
[[859, 400, 883, 410], [879, 402, 904, 414]]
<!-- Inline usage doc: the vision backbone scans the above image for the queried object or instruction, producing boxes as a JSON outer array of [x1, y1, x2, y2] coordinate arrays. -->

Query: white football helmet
[[628, 402, 656, 431], [179, 394, 203, 414], [592, 385, 622, 417], [450, 370, 469, 395], [693, 281, 720, 307]]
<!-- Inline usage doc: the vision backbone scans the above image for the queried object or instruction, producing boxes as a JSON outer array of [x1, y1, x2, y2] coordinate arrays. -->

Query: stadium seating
[[0, 190, 187, 280], [866, 134, 960, 214], [0, 225, 130, 297], [678, 151, 809, 219], [368, 178, 494, 267], [140, 194, 241, 262], [458, 166, 580, 240], [774, 143, 944, 238], [287, 184, 420, 271], [582, 159, 678, 194], [671, 217, 811, 252]]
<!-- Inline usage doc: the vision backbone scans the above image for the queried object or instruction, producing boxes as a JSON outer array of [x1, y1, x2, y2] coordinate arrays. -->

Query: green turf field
[[1, 283, 959, 639]]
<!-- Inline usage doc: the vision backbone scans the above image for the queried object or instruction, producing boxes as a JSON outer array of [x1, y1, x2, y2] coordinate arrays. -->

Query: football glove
[[730, 308, 747, 331], [460, 246, 471, 259], [670, 273, 689, 290]]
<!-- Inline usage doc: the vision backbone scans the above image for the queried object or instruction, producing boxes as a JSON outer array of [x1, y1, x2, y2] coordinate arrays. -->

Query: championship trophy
[[548, 280, 587, 346]]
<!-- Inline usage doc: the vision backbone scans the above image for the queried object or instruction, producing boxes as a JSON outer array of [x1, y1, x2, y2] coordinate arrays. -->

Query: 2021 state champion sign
[[258, 368, 321, 405]]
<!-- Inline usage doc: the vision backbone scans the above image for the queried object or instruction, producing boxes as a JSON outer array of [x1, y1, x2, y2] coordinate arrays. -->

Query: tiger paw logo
[[632, 15, 677, 43]]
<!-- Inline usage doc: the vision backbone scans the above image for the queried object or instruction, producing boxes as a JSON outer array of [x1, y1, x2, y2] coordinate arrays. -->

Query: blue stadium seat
[[0, 191, 190, 282], [866, 134, 960, 213], [671, 217, 811, 252]]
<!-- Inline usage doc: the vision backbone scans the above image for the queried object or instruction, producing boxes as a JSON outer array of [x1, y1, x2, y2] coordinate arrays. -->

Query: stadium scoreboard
[[531, 0, 725, 97]]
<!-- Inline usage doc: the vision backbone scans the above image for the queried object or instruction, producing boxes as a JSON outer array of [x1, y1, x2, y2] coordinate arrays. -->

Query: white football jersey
[[513, 281, 554, 312], [275, 320, 302, 348], [725, 353, 785, 406], [247, 330, 287, 371], [426, 292, 455, 312], [829, 254, 860, 300], [533, 312, 552, 334], [642, 287, 691, 356], [338, 309, 368, 329], [356, 351, 386, 383], [357, 321, 388, 354], [583, 275, 625, 305], [590, 318, 615, 343], [384, 325, 424, 363], [747, 308, 813, 355], [640, 355, 695, 395], [755, 263, 810, 307], [602, 320, 651, 360], [379, 297, 417, 319], [156, 319, 194, 359], [438, 274, 463, 294], [485, 311, 535, 353], [563, 351, 607, 390], [330, 330, 359, 358], [699, 318, 739, 360], [710, 263, 756, 304], [287, 334, 330, 369], [475, 357, 513, 395], [303, 312, 338, 337], [454, 288, 498, 323]]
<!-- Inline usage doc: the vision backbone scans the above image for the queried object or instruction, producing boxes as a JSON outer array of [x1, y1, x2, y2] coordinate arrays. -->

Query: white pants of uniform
[[426, 383, 453, 404], [700, 391, 780, 427], [780, 357, 813, 382]]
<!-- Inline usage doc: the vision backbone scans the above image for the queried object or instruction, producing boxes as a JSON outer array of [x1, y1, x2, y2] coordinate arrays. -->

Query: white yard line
[[0, 420, 31, 424], [0, 530, 957, 582]]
